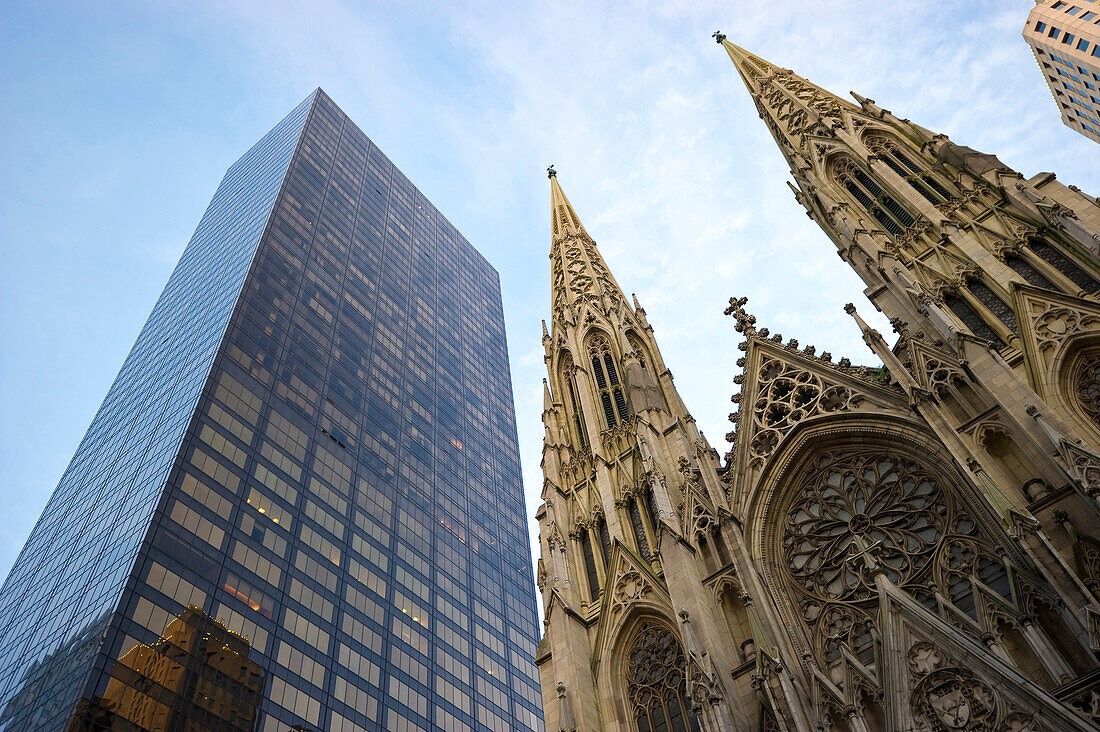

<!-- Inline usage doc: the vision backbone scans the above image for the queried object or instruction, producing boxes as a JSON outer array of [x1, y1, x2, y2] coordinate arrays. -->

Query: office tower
[[1024, 0, 1100, 143], [0, 89, 543, 732], [532, 40, 1100, 732]]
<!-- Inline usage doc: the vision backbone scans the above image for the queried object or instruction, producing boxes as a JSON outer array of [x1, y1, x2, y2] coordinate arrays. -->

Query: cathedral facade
[[534, 39, 1100, 731]]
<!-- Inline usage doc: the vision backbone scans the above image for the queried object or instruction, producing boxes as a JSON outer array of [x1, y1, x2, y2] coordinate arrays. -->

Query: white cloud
[[4, 0, 1099, 605]]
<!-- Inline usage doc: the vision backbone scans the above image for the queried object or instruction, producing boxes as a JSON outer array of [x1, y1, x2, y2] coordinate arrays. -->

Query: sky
[[1, 0, 1098, 589]]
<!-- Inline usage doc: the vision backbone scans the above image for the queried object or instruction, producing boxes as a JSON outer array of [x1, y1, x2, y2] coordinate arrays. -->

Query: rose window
[[782, 450, 948, 602]]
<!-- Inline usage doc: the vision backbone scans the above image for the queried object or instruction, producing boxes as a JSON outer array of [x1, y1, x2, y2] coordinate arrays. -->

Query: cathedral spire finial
[[547, 173, 632, 324], [547, 163, 556, 179], [549, 172, 587, 241]]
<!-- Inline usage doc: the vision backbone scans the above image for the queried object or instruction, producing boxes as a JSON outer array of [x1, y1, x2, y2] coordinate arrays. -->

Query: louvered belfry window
[[832, 157, 916, 237], [588, 335, 628, 428], [865, 135, 953, 205]]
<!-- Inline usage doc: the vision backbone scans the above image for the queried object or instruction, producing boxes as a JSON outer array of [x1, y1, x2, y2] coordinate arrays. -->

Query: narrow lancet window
[[588, 335, 628, 428], [598, 518, 612, 568], [562, 355, 588, 449], [968, 280, 1017, 333], [1005, 254, 1054, 290], [833, 157, 916, 237], [865, 134, 953, 205], [580, 530, 600, 601], [629, 499, 651, 560], [944, 293, 1005, 346], [1032, 240, 1100, 292]]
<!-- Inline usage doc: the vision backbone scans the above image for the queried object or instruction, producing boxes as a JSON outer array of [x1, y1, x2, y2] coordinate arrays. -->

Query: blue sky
[[1, 1, 1098, 584]]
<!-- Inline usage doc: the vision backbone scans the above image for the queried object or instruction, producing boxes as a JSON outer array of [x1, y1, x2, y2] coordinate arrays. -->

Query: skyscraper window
[[0, 89, 543, 732]]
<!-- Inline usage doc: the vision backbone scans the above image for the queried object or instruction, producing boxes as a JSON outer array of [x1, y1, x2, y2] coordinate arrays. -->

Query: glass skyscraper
[[0, 89, 543, 732]]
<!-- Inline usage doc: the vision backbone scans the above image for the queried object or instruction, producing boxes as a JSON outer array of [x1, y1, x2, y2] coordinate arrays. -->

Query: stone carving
[[1066, 688, 1100, 728], [611, 569, 652, 615], [911, 667, 997, 731], [1032, 304, 1100, 354], [998, 713, 1041, 732], [749, 357, 862, 461], [907, 641, 943, 676], [924, 356, 967, 398], [1061, 440, 1100, 496]]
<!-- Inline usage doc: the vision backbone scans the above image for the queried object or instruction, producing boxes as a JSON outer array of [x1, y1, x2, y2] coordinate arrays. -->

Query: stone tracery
[[625, 622, 701, 732], [1075, 352, 1100, 429], [749, 358, 863, 462], [782, 450, 947, 602]]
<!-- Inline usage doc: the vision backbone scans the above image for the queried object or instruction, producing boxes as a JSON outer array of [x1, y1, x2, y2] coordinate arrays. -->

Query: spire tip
[[712, 30, 726, 44], [547, 164, 556, 179]]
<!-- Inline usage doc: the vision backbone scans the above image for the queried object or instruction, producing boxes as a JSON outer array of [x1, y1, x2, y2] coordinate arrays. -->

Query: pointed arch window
[[1004, 254, 1055, 290], [588, 335, 629, 428], [1031, 240, 1100, 292], [944, 292, 1005, 346], [625, 622, 701, 732], [832, 157, 915, 237], [580, 529, 600, 601], [865, 134, 953, 205], [597, 517, 613, 569], [561, 354, 588, 450], [628, 498, 651, 561], [967, 279, 1018, 333]]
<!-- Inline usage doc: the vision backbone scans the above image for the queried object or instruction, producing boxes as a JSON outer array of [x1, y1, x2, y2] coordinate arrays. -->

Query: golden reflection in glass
[[68, 606, 263, 731]]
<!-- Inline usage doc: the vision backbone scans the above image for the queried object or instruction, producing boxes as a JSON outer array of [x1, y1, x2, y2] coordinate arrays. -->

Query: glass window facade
[[0, 89, 542, 732]]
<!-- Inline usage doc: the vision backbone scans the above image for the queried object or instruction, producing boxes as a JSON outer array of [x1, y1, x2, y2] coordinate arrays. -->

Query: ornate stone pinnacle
[[712, 30, 726, 44], [547, 164, 556, 179], [843, 302, 856, 315]]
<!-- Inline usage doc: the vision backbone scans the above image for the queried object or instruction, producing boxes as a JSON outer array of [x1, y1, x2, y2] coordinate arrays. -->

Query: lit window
[[1062, 32, 1076, 45]]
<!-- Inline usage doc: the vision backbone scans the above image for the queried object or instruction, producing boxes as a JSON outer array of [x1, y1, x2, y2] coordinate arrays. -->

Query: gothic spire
[[547, 169, 629, 326], [714, 35, 860, 159]]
